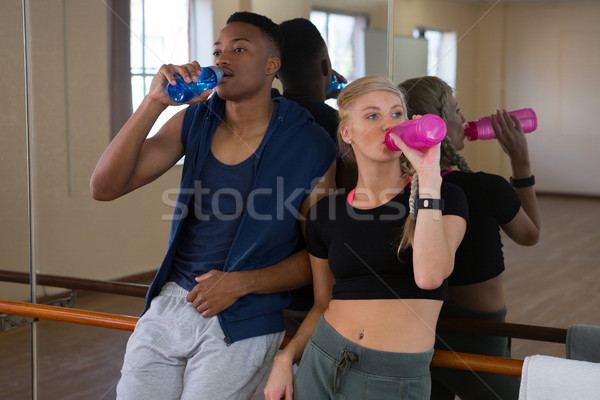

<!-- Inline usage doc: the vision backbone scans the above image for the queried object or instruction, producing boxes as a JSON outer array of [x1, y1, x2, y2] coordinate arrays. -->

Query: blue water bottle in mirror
[[327, 73, 346, 99], [167, 66, 224, 103]]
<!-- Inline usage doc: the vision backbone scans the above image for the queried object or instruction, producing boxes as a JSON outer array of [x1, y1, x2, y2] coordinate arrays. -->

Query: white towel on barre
[[518, 354, 600, 399]]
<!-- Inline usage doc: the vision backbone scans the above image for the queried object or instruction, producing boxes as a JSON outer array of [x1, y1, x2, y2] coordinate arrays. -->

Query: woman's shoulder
[[308, 192, 346, 216], [444, 170, 512, 193]]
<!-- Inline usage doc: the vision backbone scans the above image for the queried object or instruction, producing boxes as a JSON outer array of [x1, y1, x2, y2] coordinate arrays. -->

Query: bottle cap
[[384, 131, 402, 151], [204, 66, 224, 84], [464, 121, 478, 141]]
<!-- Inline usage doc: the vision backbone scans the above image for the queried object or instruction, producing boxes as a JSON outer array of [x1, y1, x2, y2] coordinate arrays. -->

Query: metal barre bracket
[[0, 290, 76, 331], [0, 313, 35, 331]]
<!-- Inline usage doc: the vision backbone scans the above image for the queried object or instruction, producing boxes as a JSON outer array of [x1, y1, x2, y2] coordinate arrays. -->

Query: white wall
[[502, 2, 600, 195], [395, 0, 600, 195]]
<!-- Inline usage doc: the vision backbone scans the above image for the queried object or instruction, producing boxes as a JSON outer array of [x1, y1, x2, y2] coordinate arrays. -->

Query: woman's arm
[[492, 110, 541, 245], [412, 200, 466, 290], [264, 255, 334, 400], [394, 135, 467, 289]]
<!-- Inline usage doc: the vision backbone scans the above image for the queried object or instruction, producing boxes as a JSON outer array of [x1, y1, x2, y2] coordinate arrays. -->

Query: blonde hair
[[399, 76, 472, 173], [336, 75, 417, 250]]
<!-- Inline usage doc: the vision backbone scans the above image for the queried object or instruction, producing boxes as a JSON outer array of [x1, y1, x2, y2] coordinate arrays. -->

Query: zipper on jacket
[[219, 313, 233, 346]]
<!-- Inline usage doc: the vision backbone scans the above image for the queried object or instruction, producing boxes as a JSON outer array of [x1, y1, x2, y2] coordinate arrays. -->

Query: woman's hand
[[389, 115, 442, 182], [147, 61, 214, 105], [491, 109, 533, 178], [490, 109, 530, 164], [264, 353, 294, 400]]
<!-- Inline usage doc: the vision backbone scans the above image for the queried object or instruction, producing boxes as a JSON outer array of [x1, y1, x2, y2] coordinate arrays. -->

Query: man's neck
[[283, 83, 326, 102], [223, 90, 275, 139]]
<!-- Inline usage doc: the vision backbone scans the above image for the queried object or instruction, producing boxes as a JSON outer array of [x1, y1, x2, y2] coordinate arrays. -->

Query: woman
[[264, 75, 468, 400], [399, 76, 541, 400]]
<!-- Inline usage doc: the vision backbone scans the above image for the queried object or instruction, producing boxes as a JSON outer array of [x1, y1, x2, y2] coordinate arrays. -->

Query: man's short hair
[[279, 18, 327, 81], [227, 12, 282, 58]]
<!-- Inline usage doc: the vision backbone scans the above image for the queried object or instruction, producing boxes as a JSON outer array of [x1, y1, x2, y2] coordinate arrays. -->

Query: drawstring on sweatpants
[[333, 349, 359, 393]]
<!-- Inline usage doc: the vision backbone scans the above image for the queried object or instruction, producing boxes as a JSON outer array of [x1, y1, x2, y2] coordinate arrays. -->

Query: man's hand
[[185, 270, 247, 317], [149, 62, 214, 106]]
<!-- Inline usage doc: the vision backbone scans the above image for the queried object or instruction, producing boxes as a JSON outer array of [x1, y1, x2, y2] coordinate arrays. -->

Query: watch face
[[417, 198, 444, 210]]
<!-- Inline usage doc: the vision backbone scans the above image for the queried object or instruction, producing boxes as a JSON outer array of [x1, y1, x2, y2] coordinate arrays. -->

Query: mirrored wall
[[1, 1, 389, 398], [2, 0, 600, 399]]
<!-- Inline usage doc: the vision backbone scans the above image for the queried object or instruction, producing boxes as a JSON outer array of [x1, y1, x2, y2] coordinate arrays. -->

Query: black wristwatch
[[510, 175, 535, 188], [416, 198, 445, 211]]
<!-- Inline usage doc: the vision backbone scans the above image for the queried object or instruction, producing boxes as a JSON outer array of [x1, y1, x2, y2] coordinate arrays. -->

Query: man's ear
[[320, 59, 330, 77], [266, 57, 281, 75]]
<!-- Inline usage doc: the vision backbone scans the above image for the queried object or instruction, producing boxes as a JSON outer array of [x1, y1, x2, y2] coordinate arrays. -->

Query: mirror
[[2, 0, 599, 398], [0, 0, 388, 398], [0, 1, 33, 396]]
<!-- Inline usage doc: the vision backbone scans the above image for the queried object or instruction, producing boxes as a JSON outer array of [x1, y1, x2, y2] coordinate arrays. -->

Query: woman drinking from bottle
[[264, 75, 468, 400]]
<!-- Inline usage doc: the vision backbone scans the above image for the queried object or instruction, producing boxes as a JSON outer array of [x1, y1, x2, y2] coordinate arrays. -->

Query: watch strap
[[510, 175, 535, 188], [416, 198, 445, 211]]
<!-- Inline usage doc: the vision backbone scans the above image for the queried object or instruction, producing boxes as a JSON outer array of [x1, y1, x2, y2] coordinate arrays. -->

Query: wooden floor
[[503, 194, 600, 359], [1, 194, 599, 399]]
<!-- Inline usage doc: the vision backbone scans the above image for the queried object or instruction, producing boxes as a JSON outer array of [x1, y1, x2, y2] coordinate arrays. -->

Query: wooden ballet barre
[[431, 350, 523, 376], [0, 269, 567, 344], [438, 317, 567, 344], [0, 299, 137, 331], [0, 300, 523, 376], [0, 269, 149, 298]]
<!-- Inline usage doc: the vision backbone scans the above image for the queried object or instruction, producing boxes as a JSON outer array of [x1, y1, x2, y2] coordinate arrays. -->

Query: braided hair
[[399, 76, 472, 173], [394, 76, 473, 250]]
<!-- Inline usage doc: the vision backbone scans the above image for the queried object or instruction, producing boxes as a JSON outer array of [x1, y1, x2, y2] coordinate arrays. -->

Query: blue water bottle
[[327, 73, 346, 98], [167, 66, 224, 103]]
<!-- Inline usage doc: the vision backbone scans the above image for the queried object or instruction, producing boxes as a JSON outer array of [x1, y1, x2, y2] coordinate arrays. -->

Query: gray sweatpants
[[116, 282, 284, 400]]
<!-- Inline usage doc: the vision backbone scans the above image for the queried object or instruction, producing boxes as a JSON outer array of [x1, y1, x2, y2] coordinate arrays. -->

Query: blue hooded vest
[[144, 94, 336, 344]]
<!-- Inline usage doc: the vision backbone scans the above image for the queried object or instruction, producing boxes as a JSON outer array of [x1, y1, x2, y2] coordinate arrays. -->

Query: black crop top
[[306, 182, 469, 301], [442, 171, 521, 285]]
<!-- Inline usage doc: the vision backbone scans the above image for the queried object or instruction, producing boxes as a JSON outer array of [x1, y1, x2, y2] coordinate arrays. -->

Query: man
[[91, 12, 336, 400], [278, 17, 356, 193]]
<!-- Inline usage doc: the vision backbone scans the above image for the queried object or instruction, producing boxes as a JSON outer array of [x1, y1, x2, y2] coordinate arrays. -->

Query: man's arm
[[187, 162, 337, 317], [90, 62, 211, 201]]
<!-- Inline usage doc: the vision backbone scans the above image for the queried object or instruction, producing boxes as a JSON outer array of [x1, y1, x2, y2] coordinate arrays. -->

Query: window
[[310, 9, 367, 106], [413, 27, 457, 88], [130, 0, 213, 137]]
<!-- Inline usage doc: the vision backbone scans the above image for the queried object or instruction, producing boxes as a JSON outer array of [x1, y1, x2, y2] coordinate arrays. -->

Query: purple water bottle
[[167, 66, 224, 103], [464, 108, 537, 141], [384, 114, 447, 151]]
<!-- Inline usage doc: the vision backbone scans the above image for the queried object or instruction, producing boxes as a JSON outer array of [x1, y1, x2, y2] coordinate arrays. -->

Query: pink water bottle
[[384, 114, 447, 151], [464, 108, 537, 141]]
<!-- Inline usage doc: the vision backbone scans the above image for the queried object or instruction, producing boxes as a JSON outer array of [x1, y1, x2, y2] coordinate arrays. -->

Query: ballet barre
[[0, 299, 522, 376], [0, 270, 567, 344]]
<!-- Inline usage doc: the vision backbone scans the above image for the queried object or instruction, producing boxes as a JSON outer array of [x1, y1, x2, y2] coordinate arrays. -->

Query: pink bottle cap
[[384, 130, 402, 151], [464, 122, 478, 141]]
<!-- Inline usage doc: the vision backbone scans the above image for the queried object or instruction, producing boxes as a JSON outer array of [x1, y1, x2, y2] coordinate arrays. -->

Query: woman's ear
[[339, 125, 352, 144]]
